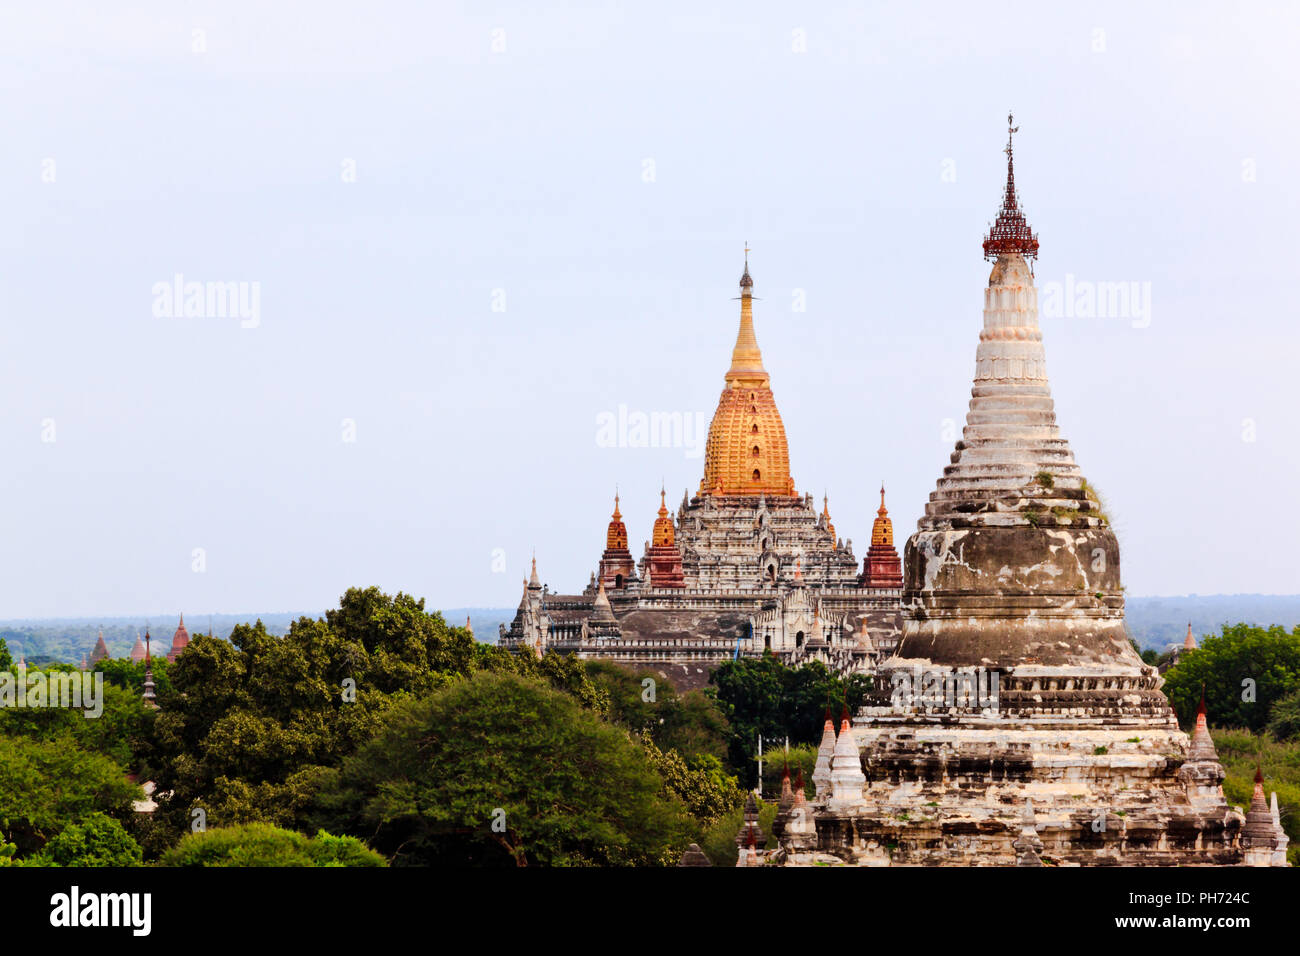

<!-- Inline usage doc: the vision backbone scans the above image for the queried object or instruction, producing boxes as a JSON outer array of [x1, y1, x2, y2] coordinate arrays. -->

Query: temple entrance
[[614, 574, 623, 588]]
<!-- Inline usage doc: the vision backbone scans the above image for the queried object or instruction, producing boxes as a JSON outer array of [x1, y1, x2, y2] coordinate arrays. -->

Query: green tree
[[95, 657, 172, 698], [0, 675, 154, 770], [146, 589, 485, 841], [639, 737, 743, 826], [144, 586, 618, 854], [160, 823, 385, 867], [585, 660, 729, 761], [699, 797, 778, 867], [0, 735, 141, 856], [27, 813, 143, 867], [1267, 687, 1300, 741], [0, 637, 11, 671], [709, 654, 871, 785], [313, 671, 697, 866], [758, 742, 819, 798], [1162, 623, 1300, 732]]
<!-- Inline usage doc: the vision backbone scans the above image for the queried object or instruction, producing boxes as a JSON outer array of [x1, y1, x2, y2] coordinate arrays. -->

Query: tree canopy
[[1161, 623, 1300, 732], [313, 670, 698, 866], [709, 654, 872, 786]]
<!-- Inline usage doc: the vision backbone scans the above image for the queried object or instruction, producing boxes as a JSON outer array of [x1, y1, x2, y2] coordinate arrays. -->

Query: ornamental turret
[[811, 707, 835, 799], [860, 485, 903, 589], [129, 632, 146, 663], [1242, 767, 1278, 866], [644, 489, 685, 588], [1270, 792, 1290, 866], [89, 629, 109, 667], [142, 630, 157, 709], [167, 614, 190, 663], [1180, 689, 1227, 806], [701, 250, 794, 498], [828, 706, 866, 807], [597, 492, 637, 590]]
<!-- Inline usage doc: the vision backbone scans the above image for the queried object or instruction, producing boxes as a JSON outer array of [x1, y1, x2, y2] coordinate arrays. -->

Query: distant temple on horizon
[[499, 250, 903, 690]]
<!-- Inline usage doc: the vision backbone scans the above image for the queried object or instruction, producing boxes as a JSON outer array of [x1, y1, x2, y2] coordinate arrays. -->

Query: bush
[[161, 823, 385, 867], [28, 813, 142, 867]]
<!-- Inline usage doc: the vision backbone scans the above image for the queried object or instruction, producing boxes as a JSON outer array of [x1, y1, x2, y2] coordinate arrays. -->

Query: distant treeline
[[0, 614, 302, 665], [1124, 595, 1300, 650], [7, 597, 1297, 663]]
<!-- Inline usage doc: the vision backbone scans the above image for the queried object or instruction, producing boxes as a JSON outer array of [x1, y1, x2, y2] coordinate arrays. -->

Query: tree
[[639, 737, 743, 826], [1162, 623, 1300, 732], [28, 813, 143, 867], [0, 735, 141, 856], [95, 657, 172, 698], [1267, 688, 1300, 741], [144, 586, 619, 855], [313, 671, 697, 866], [584, 660, 729, 761], [699, 798, 779, 867], [709, 655, 872, 785], [0, 674, 154, 770], [145, 589, 484, 841], [0, 637, 11, 671], [160, 823, 384, 867]]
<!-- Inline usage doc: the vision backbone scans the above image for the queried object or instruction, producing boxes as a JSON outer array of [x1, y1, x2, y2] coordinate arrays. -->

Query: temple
[[499, 250, 903, 688], [765, 116, 1287, 866]]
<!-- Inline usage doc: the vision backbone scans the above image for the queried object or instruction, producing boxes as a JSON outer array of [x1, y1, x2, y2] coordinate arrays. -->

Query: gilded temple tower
[[502, 250, 902, 686], [597, 492, 637, 590], [700, 250, 794, 498]]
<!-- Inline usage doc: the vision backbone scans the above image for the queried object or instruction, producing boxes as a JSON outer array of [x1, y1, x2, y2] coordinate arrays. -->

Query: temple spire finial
[[983, 112, 1038, 262]]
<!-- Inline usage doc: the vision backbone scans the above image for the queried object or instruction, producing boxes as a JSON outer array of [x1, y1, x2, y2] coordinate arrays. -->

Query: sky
[[1, 1, 1297, 619]]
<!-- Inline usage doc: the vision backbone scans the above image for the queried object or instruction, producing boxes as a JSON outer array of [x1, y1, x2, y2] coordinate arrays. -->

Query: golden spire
[[870, 484, 894, 547], [606, 490, 628, 550], [652, 487, 675, 547], [726, 243, 767, 386], [701, 248, 793, 497]]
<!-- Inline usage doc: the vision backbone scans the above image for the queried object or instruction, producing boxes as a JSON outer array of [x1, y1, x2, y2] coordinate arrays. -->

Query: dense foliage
[[161, 824, 385, 867], [1162, 623, 1300, 732], [709, 654, 871, 787], [7, 595, 1296, 868], [1212, 728, 1299, 866], [313, 671, 698, 866]]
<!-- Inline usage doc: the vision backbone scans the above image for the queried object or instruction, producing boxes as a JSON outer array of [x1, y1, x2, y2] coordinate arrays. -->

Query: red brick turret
[[167, 614, 190, 662]]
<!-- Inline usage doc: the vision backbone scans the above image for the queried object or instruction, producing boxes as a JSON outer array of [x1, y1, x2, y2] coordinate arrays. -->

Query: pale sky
[[2, 1, 1297, 618]]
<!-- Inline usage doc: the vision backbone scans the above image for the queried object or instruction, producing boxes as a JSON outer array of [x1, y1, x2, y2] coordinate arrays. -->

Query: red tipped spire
[[982, 112, 1039, 262]]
